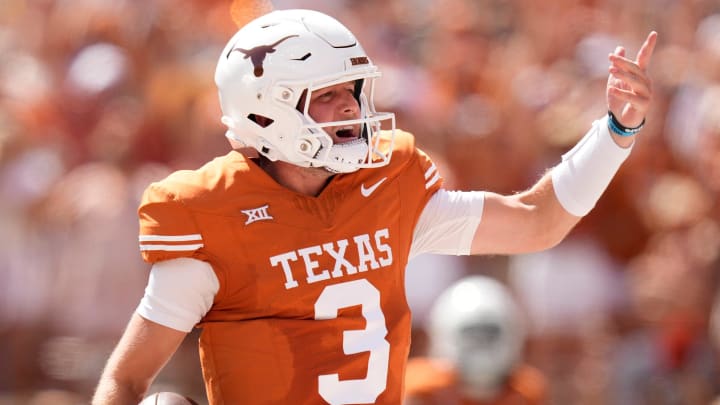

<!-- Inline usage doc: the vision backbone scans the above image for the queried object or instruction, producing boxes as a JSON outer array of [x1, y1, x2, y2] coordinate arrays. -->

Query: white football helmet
[[215, 9, 396, 173], [428, 276, 526, 400]]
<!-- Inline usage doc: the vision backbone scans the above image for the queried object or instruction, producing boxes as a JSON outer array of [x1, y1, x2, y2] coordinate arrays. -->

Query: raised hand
[[607, 31, 658, 128]]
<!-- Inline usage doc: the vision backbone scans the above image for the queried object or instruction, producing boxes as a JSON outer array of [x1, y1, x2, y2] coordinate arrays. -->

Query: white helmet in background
[[215, 9, 395, 173], [428, 276, 526, 399]]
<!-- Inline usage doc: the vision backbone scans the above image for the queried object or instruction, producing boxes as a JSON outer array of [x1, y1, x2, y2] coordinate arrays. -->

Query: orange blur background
[[1, 0, 719, 404]]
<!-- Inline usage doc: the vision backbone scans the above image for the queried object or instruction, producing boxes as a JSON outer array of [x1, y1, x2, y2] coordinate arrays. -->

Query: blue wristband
[[608, 111, 645, 137]]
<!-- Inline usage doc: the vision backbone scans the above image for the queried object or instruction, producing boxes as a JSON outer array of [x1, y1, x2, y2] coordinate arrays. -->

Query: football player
[[405, 276, 546, 405], [92, 9, 657, 405]]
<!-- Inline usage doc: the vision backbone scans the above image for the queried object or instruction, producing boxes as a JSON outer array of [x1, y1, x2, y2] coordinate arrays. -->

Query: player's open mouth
[[335, 126, 358, 139]]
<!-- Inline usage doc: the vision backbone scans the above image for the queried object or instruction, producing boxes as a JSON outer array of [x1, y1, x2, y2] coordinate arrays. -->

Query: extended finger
[[608, 67, 651, 95], [609, 54, 645, 77], [636, 31, 658, 71]]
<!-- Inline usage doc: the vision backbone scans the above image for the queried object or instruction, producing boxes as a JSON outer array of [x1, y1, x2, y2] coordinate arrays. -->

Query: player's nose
[[338, 92, 359, 117]]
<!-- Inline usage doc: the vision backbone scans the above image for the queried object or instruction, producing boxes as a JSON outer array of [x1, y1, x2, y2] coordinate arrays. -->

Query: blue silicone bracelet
[[608, 111, 644, 137]]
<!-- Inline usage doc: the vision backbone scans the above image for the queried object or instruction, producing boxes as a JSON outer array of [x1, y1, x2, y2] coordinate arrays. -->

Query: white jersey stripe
[[425, 172, 440, 189], [140, 243, 204, 252], [139, 234, 202, 242], [423, 163, 437, 180]]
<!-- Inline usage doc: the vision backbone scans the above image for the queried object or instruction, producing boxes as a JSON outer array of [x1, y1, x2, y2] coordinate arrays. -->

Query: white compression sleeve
[[551, 115, 633, 217], [410, 189, 485, 258], [136, 258, 219, 332]]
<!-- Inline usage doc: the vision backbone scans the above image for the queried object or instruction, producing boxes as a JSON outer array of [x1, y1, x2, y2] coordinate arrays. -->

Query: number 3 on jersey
[[314, 279, 390, 404]]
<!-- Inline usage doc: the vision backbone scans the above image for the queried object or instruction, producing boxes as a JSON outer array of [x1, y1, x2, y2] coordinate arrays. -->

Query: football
[[138, 392, 200, 405]]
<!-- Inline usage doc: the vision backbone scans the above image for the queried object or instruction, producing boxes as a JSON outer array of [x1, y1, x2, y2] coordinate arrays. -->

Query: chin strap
[[317, 138, 369, 173]]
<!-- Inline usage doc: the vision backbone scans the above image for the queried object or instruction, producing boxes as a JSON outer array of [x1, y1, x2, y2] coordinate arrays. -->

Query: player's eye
[[316, 90, 333, 101]]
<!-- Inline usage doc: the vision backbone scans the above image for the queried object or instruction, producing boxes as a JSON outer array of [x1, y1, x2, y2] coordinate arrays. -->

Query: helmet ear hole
[[248, 114, 274, 128]]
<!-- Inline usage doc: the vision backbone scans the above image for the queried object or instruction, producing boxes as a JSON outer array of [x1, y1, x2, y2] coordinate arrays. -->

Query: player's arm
[[470, 31, 657, 255], [470, 177, 579, 255], [92, 314, 187, 404], [93, 258, 219, 404]]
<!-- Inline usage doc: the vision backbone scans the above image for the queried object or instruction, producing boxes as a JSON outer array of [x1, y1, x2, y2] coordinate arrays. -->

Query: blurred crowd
[[1, 0, 719, 404]]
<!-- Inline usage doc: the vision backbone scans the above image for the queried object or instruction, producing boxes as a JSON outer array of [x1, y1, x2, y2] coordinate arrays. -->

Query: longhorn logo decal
[[231, 35, 299, 77]]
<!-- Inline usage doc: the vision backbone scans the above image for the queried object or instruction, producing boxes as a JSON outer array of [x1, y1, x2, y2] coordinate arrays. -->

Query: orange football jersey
[[137, 130, 443, 404], [404, 357, 547, 405]]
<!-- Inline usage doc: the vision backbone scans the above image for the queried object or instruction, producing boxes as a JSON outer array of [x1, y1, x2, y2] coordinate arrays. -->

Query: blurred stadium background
[[1, 0, 719, 403]]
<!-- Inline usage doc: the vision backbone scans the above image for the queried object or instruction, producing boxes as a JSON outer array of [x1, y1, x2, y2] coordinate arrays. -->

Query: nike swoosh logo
[[361, 177, 387, 197]]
